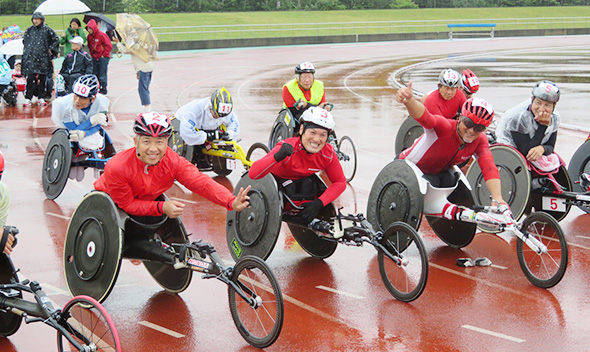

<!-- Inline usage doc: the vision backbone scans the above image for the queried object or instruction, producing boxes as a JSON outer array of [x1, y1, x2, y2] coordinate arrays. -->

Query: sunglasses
[[461, 116, 487, 132]]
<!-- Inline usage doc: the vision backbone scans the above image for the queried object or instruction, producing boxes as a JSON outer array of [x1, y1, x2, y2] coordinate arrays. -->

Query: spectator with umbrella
[[60, 18, 87, 55], [85, 19, 112, 95]]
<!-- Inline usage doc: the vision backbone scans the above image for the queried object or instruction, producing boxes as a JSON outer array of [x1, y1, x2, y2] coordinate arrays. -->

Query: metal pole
[[103, 0, 106, 12]]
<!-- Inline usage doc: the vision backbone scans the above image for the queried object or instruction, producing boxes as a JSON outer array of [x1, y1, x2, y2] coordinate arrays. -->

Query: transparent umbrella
[[35, 0, 91, 28], [115, 13, 159, 63]]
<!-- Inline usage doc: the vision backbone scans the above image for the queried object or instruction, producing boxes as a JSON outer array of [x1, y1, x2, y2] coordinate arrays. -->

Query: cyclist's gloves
[[294, 98, 306, 110], [69, 130, 86, 142], [205, 130, 218, 141], [299, 199, 324, 224], [219, 131, 231, 141], [274, 142, 293, 162], [90, 112, 108, 126]]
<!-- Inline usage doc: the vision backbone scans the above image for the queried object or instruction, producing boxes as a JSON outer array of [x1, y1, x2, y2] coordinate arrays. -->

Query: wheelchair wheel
[[287, 203, 338, 259], [567, 140, 590, 213], [268, 123, 290, 150], [246, 142, 270, 165], [394, 116, 424, 156], [211, 156, 232, 176], [42, 129, 73, 200], [0, 254, 22, 337], [57, 295, 121, 352], [378, 222, 428, 302], [228, 255, 284, 348], [526, 165, 572, 222], [169, 118, 188, 158], [338, 135, 357, 183], [516, 211, 568, 289], [1, 85, 17, 107]]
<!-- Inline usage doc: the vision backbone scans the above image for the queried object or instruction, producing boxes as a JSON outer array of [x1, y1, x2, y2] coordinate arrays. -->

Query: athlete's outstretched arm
[[396, 81, 426, 120]]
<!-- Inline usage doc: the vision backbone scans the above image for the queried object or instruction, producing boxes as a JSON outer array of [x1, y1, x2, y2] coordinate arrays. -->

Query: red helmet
[[0, 151, 4, 180], [461, 98, 494, 127], [133, 112, 172, 138], [461, 69, 480, 95]]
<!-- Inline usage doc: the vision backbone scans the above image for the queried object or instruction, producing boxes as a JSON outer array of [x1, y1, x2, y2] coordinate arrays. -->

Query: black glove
[[298, 199, 324, 224], [205, 130, 218, 141], [219, 131, 231, 141], [274, 143, 293, 162]]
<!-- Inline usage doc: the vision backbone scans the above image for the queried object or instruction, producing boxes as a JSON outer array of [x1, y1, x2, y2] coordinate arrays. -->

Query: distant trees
[[0, 0, 587, 15]]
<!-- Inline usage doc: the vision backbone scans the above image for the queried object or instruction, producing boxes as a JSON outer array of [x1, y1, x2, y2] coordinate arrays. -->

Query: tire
[[394, 117, 424, 156], [57, 295, 121, 352], [211, 156, 232, 176], [337, 136, 357, 183], [246, 142, 270, 166], [516, 211, 568, 288], [0, 254, 22, 336], [268, 122, 290, 150], [228, 255, 283, 348], [378, 222, 428, 302]]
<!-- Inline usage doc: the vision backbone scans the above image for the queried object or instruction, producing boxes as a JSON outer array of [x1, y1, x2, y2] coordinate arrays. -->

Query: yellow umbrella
[[115, 13, 158, 63]]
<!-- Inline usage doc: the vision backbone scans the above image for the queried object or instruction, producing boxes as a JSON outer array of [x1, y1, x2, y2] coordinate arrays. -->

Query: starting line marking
[[138, 321, 185, 338], [462, 325, 525, 343], [45, 212, 71, 220], [316, 285, 365, 299]]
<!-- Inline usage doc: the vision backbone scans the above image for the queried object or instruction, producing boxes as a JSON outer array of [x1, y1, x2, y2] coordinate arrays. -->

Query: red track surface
[[1, 35, 589, 351]]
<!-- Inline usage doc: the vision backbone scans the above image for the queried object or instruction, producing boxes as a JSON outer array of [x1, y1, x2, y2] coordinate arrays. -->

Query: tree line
[[0, 0, 588, 15]]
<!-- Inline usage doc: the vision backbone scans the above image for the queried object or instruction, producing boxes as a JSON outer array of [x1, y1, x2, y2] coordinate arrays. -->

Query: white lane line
[[46, 212, 71, 220], [138, 321, 185, 338], [568, 242, 590, 251], [316, 285, 365, 299], [462, 325, 525, 343], [490, 264, 508, 270], [576, 235, 590, 240]]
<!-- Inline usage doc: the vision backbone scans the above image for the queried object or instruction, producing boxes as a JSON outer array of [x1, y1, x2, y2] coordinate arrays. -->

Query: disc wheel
[[211, 156, 232, 176], [516, 211, 568, 288], [168, 118, 187, 158], [268, 122, 290, 150], [337, 135, 357, 182], [246, 142, 270, 166], [42, 129, 72, 200], [378, 222, 428, 302], [57, 295, 121, 352], [0, 254, 22, 336], [394, 116, 424, 156], [228, 255, 284, 348]]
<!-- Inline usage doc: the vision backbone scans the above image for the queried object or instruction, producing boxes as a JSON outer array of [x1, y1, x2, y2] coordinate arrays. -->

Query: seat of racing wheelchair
[[64, 191, 192, 303]]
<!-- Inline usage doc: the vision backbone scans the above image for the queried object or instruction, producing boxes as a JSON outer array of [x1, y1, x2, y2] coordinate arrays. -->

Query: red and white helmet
[[300, 106, 335, 132], [461, 98, 494, 127], [133, 112, 172, 138], [461, 69, 480, 94]]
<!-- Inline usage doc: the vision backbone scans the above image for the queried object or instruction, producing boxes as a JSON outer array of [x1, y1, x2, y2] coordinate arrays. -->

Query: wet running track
[[1, 35, 589, 351]]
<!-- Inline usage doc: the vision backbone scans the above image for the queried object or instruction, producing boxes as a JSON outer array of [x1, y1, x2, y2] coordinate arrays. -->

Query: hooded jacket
[[85, 19, 112, 60], [22, 12, 60, 76], [60, 48, 92, 75]]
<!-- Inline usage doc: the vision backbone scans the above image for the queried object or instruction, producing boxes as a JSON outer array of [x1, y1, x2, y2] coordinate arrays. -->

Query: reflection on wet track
[[1, 35, 589, 351]]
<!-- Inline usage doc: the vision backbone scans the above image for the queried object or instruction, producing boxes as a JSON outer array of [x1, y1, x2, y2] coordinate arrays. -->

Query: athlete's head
[[461, 69, 480, 98], [298, 106, 335, 154], [438, 68, 461, 101], [210, 87, 233, 118], [531, 80, 560, 114], [458, 98, 494, 143], [295, 62, 316, 90], [72, 74, 100, 110], [133, 112, 172, 166]]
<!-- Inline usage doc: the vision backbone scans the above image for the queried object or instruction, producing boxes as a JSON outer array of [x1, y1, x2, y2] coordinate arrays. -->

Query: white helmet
[[300, 106, 335, 132], [438, 68, 461, 88], [531, 81, 560, 103]]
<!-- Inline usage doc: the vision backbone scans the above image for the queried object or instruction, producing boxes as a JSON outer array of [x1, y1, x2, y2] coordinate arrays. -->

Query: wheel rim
[[235, 189, 268, 246], [338, 137, 357, 182], [45, 143, 67, 184]]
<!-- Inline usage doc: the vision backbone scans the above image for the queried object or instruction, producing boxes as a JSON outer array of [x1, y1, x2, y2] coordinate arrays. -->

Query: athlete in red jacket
[[423, 68, 467, 119], [249, 107, 346, 224], [94, 112, 250, 218]]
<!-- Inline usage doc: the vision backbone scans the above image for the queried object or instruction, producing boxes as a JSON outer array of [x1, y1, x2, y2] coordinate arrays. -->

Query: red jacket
[[85, 19, 112, 60], [249, 136, 346, 207], [424, 88, 466, 119], [94, 147, 236, 216]]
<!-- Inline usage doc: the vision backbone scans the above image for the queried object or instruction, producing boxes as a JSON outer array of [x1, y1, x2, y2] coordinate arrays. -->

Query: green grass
[[2, 6, 589, 42]]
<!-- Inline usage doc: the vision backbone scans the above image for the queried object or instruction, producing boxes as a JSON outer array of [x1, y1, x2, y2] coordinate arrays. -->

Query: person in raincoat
[[21, 12, 59, 106], [85, 19, 112, 95]]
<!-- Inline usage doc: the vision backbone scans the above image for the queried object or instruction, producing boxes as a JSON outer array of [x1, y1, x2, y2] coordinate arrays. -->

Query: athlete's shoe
[[38, 98, 47, 106], [456, 258, 475, 267], [22, 99, 31, 107], [475, 257, 492, 267]]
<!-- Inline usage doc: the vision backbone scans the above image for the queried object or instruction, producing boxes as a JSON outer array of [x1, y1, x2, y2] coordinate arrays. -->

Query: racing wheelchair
[[268, 108, 357, 182], [367, 159, 568, 288], [226, 172, 429, 302], [42, 128, 116, 200], [63, 191, 283, 348], [168, 117, 269, 176], [1, 82, 17, 107], [567, 136, 590, 203], [465, 144, 585, 225], [0, 226, 121, 351]]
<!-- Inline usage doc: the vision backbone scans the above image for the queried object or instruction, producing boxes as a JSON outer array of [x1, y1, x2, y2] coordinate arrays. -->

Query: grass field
[[1, 6, 589, 41]]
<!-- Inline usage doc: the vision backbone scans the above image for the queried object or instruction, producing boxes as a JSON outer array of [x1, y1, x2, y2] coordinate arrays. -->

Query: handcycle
[[465, 144, 586, 224], [63, 191, 283, 348], [226, 172, 428, 302], [268, 107, 357, 182], [368, 159, 568, 288], [42, 128, 116, 200], [0, 226, 121, 351], [168, 117, 269, 176]]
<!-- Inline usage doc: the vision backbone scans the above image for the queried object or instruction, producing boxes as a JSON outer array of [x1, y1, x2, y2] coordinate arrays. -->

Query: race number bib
[[73, 83, 90, 97], [542, 196, 566, 212], [226, 159, 243, 170], [218, 103, 232, 115], [0, 61, 10, 75]]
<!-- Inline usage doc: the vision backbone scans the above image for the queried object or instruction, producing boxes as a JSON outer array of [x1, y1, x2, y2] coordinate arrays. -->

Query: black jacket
[[60, 50, 92, 75], [22, 16, 59, 76]]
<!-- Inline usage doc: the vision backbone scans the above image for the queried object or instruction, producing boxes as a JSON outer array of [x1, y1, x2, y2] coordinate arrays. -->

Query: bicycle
[[168, 240, 284, 348], [268, 108, 357, 182], [168, 117, 269, 176], [0, 227, 121, 351], [284, 200, 428, 302]]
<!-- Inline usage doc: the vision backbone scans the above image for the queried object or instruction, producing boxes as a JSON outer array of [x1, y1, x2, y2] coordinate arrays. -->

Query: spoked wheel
[[337, 136, 357, 182], [378, 222, 428, 302], [246, 142, 270, 166], [516, 211, 568, 288], [228, 255, 283, 348], [57, 295, 121, 352]]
